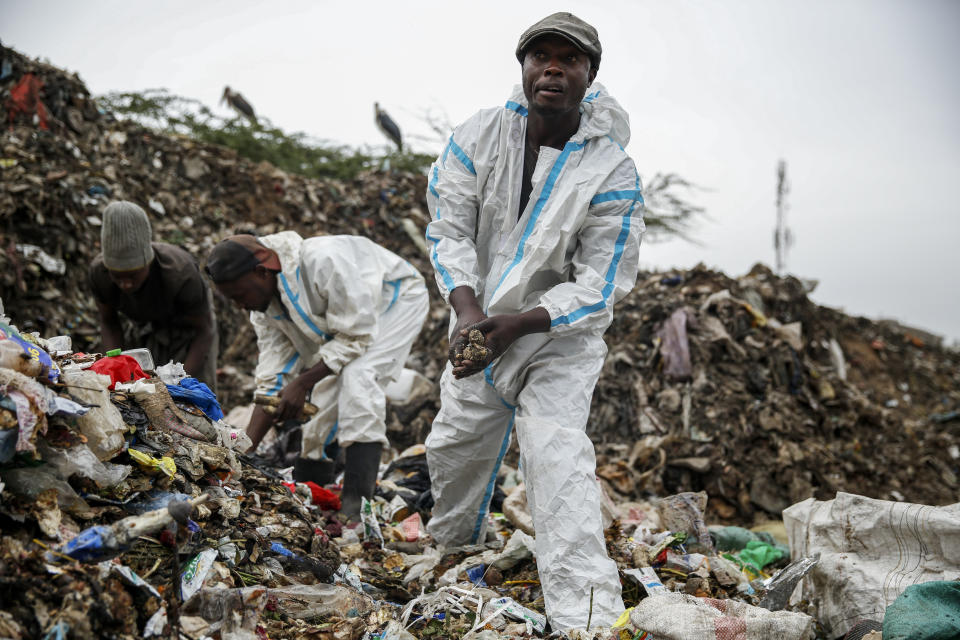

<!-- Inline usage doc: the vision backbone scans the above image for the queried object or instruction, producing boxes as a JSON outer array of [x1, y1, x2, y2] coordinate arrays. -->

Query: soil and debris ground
[[1, 45, 958, 640]]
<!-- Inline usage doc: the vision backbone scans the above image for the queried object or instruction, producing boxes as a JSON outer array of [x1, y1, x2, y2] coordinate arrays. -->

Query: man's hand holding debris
[[451, 309, 551, 379], [447, 287, 487, 364], [276, 360, 332, 421], [244, 360, 332, 452]]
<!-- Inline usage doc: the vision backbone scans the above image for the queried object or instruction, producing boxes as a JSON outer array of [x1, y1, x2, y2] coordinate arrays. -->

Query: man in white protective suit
[[206, 232, 429, 518], [423, 12, 644, 632]]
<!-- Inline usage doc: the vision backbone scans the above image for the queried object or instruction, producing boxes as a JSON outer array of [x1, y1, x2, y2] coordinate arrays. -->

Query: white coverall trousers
[[298, 279, 429, 458], [426, 333, 623, 631]]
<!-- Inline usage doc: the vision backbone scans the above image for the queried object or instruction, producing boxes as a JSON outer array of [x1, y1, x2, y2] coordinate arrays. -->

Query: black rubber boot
[[339, 442, 383, 520], [293, 457, 336, 486]]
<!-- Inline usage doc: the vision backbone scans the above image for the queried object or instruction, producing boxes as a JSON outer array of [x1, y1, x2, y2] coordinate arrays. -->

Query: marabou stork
[[374, 102, 402, 152], [221, 86, 257, 123]]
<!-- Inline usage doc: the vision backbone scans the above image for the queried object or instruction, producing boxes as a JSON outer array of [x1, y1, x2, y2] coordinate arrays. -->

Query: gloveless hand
[[452, 315, 526, 378], [276, 379, 309, 422]]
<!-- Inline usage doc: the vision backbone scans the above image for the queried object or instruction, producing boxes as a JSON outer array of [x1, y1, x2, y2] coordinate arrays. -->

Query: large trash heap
[[2, 45, 959, 640]]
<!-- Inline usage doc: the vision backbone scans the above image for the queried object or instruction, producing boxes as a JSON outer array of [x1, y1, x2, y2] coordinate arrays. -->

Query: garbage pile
[[2, 313, 950, 640], [0, 304, 821, 639], [4, 43, 958, 521], [589, 264, 960, 523], [0, 306, 360, 638]]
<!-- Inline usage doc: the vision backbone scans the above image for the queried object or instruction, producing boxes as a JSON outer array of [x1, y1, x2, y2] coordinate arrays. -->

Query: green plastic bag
[[710, 525, 758, 551], [883, 581, 960, 640], [737, 540, 785, 571]]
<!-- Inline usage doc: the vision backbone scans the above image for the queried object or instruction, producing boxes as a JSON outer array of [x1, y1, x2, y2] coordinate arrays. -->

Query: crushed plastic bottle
[[51, 494, 209, 562], [39, 442, 131, 488], [758, 553, 821, 611], [2, 466, 90, 513]]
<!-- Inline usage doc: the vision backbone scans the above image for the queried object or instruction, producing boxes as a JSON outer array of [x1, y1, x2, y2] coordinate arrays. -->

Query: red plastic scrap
[[88, 354, 148, 389], [401, 512, 422, 542], [282, 481, 341, 510], [7, 73, 50, 130], [158, 528, 177, 548], [654, 548, 669, 565], [305, 481, 341, 510], [313, 527, 329, 545]]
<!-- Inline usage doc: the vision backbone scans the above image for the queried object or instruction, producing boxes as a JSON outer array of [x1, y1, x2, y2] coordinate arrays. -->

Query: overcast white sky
[[6, 0, 960, 342]]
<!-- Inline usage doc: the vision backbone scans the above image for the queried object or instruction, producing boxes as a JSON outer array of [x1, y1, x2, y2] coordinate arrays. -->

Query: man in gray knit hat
[[424, 12, 642, 632], [88, 201, 218, 390]]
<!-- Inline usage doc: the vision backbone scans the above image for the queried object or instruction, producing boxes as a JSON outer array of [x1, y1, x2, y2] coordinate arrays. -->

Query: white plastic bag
[[60, 369, 126, 460], [156, 361, 187, 386], [39, 442, 130, 488], [267, 583, 374, 619]]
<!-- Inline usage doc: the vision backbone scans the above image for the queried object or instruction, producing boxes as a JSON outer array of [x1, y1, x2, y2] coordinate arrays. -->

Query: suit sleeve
[[424, 113, 484, 302], [251, 312, 301, 397], [538, 157, 645, 335]]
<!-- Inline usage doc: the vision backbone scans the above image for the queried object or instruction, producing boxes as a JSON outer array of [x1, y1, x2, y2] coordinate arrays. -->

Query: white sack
[[629, 592, 813, 640], [783, 492, 960, 637]]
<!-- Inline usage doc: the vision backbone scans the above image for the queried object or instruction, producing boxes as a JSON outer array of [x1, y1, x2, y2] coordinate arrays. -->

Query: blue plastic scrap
[[42, 621, 69, 640], [465, 563, 488, 586], [165, 377, 224, 420], [57, 525, 117, 562], [270, 541, 297, 558]]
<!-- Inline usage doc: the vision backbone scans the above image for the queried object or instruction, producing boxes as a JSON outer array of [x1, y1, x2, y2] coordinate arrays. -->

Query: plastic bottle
[[121, 348, 154, 371], [0, 339, 42, 378]]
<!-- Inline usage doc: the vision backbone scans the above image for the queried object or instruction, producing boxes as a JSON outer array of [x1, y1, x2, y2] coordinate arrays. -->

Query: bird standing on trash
[[221, 86, 257, 123], [374, 102, 402, 151]]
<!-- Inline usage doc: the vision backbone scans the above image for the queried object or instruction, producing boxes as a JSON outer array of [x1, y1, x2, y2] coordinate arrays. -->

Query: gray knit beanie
[[101, 201, 155, 270]]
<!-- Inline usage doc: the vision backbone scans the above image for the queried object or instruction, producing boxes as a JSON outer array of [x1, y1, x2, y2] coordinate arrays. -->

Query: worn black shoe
[[339, 442, 383, 519], [292, 457, 336, 485]]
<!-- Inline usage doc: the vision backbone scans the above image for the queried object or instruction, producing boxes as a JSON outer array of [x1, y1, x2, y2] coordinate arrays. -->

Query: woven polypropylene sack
[[843, 619, 882, 640], [784, 493, 960, 637], [629, 592, 813, 640]]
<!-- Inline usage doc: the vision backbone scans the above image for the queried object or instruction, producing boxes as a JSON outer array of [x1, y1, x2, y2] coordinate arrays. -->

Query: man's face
[[215, 267, 276, 312], [108, 266, 150, 294], [521, 34, 597, 117]]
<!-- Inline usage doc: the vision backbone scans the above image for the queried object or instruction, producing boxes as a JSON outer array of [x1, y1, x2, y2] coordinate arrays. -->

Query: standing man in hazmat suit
[[424, 13, 644, 631], [206, 232, 429, 518]]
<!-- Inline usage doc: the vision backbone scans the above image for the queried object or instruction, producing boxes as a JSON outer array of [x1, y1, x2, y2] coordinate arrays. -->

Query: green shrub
[[98, 89, 433, 180]]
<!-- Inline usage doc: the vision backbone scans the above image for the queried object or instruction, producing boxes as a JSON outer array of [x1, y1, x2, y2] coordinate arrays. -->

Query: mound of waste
[[589, 263, 960, 523], [0, 44, 446, 413], [2, 44, 959, 640]]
